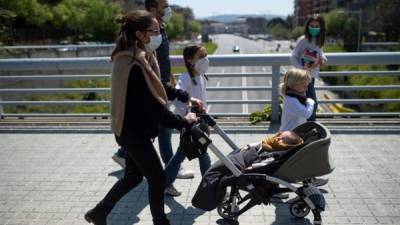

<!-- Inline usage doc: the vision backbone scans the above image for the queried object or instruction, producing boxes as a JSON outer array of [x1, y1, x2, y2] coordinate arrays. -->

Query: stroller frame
[[192, 118, 327, 225]]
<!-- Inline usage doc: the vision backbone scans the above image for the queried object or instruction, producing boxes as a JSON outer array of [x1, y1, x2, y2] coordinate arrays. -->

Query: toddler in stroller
[[185, 115, 334, 225]]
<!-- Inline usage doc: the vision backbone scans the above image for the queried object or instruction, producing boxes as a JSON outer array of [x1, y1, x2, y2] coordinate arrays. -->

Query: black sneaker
[[84, 208, 107, 225]]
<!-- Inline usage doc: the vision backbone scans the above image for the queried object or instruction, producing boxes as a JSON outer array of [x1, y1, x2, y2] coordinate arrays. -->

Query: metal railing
[[1, 52, 400, 121]]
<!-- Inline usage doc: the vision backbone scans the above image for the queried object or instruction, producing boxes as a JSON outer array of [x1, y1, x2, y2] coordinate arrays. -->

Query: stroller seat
[[190, 119, 334, 225]]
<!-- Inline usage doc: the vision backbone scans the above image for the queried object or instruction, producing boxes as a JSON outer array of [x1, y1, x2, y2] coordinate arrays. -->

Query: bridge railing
[[0, 52, 399, 121]]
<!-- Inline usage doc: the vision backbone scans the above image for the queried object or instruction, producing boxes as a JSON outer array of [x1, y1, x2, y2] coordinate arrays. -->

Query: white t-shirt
[[173, 72, 208, 117], [290, 35, 327, 78], [280, 95, 315, 131]]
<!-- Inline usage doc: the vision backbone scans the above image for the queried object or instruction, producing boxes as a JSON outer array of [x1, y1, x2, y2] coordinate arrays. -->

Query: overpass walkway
[[0, 123, 400, 225]]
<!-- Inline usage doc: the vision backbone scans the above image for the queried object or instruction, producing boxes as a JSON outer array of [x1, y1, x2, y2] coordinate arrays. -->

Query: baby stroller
[[183, 114, 334, 225]]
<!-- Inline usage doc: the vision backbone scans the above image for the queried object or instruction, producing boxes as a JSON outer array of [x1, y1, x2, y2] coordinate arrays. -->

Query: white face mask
[[162, 7, 172, 22], [194, 57, 209, 75], [145, 34, 162, 52]]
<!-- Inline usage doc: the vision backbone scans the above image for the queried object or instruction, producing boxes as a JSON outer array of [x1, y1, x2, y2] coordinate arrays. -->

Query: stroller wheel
[[217, 201, 238, 220], [289, 199, 311, 218]]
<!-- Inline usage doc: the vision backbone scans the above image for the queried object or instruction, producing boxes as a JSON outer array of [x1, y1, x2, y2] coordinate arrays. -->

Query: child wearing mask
[[164, 45, 212, 196], [280, 68, 315, 131], [290, 14, 327, 121]]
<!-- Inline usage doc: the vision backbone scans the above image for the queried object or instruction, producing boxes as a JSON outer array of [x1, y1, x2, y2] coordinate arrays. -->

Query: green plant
[[249, 105, 273, 124]]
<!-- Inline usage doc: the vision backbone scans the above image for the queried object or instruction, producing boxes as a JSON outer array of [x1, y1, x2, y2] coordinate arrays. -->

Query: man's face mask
[[162, 7, 172, 22]]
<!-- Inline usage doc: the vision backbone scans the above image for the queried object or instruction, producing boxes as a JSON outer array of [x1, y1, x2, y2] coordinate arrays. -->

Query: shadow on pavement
[[271, 198, 313, 225], [166, 197, 207, 224]]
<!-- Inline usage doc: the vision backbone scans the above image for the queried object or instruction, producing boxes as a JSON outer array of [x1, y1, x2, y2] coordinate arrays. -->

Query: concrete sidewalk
[[0, 131, 400, 225]]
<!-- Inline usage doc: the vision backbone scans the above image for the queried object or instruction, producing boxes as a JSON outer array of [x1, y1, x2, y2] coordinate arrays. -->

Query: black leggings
[[98, 138, 168, 225]]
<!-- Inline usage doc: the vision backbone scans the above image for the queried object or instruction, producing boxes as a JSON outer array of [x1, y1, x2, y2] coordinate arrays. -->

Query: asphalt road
[[206, 34, 291, 115]]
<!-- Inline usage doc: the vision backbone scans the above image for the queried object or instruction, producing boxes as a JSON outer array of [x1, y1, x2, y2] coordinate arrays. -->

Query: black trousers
[[97, 137, 169, 225]]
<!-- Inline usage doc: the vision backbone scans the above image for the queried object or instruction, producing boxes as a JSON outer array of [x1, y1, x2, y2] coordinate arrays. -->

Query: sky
[[170, 0, 294, 18]]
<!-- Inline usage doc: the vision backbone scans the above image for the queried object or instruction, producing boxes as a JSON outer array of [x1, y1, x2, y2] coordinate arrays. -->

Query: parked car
[[233, 45, 240, 53]]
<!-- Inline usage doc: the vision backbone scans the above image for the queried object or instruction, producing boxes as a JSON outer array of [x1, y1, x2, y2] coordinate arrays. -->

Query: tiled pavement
[[0, 130, 400, 225]]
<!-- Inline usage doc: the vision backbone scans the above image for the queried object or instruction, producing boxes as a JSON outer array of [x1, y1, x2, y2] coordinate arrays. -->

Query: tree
[[324, 9, 347, 41], [271, 24, 289, 40], [188, 20, 201, 33], [324, 9, 360, 51], [166, 11, 184, 40], [0, 9, 16, 45], [83, 0, 121, 40], [52, 0, 121, 41], [0, 0, 53, 27], [364, 0, 400, 41], [290, 26, 303, 40], [267, 17, 288, 29]]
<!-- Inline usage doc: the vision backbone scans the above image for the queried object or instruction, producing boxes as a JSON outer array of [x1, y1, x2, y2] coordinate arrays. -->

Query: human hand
[[184, 112, 198, 124], [189, 97, 203, 109], [319, 58, 326, 67], [306, 98, 315, 105]]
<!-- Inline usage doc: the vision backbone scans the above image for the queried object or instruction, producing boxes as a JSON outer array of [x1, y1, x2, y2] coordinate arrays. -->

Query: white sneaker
[[165, 185, 181, 197], [176, 168, 194, 179], [112, 153, 126, 168]]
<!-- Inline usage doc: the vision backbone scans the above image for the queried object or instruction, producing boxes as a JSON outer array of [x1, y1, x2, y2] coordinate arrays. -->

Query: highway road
[[206, 34, 291, 115]]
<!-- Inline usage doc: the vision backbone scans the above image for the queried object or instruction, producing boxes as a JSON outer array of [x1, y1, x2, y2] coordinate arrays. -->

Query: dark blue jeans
[[306, 78, 318, 121], [157, 125, 174, 166], [164, 128, 211, 187]]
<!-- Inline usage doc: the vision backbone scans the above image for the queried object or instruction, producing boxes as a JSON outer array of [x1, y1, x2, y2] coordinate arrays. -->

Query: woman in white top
[[290, 14, 327, 121], [280, 68, 315, 131], [164, 45, 212, 196]]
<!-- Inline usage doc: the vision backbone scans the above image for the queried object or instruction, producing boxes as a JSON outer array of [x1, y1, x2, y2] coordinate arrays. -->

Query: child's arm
[[290, 37, 305, 69], [319, 48, 327, 66], [176, 74, 203, 108], [285, 96, 315, 119]]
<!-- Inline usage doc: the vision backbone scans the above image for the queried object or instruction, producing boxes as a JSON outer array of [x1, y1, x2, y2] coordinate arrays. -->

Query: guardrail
[[1, 52, 400, 121]]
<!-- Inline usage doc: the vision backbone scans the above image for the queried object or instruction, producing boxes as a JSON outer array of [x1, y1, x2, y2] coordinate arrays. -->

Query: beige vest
[[111, 49, 168, 136]]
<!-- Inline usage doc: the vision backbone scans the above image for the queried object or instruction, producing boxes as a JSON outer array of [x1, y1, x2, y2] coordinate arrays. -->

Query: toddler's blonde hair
[[280, 68, 311, 95]]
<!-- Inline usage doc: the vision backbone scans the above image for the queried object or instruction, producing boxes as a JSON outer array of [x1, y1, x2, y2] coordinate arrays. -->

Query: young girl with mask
[[163, 45, 212, 196], [84, 10, 197, 225], [280, 68, 315, 131], [290, 14, 327, 121]]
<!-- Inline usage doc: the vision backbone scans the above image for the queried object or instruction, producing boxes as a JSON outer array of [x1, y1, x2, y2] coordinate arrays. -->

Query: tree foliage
[[0, 0, 121, 43], [364, 0, 400, 41], [166, 11, 184, 40], [271, 24, 290, 40], [0, 0, 53, 26], [188, 20, 201, 33], [324, 9, 359, 51]]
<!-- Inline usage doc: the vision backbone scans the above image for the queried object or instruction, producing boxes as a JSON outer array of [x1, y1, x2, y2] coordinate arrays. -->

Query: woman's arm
[[130, 65, 190, 130]]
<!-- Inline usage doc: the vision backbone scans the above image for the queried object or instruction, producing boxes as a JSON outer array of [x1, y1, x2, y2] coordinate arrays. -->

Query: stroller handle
[[191, 108, 239, 151]]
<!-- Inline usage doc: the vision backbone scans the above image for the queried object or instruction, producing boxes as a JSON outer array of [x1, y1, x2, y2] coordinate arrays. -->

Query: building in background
[[294, 0, 335, 26], [293, 0, 378, 26]]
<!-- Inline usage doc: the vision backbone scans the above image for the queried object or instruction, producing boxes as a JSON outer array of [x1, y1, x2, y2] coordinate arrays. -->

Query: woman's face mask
[[194, 57, 209, 75], [145, 34, 162, 52]]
